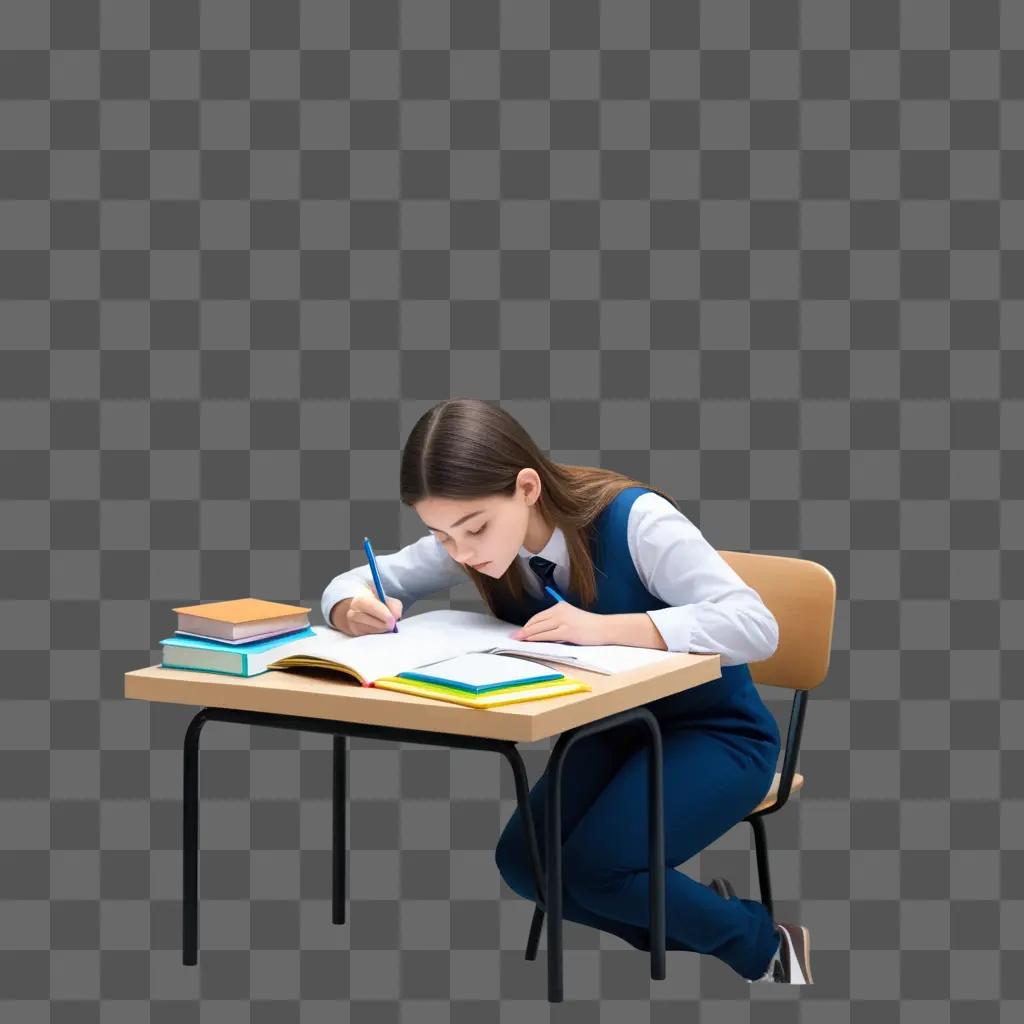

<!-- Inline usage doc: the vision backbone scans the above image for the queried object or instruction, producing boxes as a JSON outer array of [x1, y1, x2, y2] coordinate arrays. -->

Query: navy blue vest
[[490, 485, 753, 716]]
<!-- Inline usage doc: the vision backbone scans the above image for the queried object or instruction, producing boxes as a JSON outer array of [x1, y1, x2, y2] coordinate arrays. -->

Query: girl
[[322, 398, 812, 985]]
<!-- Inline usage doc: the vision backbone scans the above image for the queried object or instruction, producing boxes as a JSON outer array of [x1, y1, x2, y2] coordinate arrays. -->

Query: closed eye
[[436, 524, 487, 542]]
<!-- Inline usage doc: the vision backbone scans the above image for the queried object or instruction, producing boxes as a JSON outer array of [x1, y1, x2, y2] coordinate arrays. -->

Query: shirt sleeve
[[320, 533, 471, 630], [626, 491, 780, 665]]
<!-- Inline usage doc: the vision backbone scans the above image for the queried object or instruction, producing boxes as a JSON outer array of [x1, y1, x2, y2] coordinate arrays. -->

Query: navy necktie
[[528, 555, 557, 596]]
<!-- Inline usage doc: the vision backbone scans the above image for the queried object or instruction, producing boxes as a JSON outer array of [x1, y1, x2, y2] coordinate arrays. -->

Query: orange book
[[173, 598, 311, 643]]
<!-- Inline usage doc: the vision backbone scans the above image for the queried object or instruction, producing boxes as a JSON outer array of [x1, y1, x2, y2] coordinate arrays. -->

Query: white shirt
[[320, 491, 779, 666]]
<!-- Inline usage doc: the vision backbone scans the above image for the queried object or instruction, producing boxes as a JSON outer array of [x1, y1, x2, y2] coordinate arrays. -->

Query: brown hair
[[399, 398, 682, 615]]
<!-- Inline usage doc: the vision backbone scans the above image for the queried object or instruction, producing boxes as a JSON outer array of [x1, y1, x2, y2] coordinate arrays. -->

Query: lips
[[470, 561, 490, 569]]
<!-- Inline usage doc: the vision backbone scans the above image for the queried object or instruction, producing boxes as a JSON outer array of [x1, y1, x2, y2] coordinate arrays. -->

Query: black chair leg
[[525, 904, 544, 960], [748, 814, 774, 920]]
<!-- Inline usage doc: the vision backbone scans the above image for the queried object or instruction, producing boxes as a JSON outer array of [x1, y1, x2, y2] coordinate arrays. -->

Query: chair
[[522, 550, 836, 957], [716, 550, 837, 920]]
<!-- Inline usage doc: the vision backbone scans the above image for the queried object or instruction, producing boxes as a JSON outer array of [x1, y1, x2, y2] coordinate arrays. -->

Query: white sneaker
[[745, 922, 813, 984]]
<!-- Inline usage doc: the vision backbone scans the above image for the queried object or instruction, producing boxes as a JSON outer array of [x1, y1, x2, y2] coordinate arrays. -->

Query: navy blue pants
[[494, 663, 783, 981]]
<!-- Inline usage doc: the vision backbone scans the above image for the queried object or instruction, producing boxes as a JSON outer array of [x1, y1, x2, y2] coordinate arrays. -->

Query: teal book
[[395, 652, 566, 694], [375, 652, 591, 708], [160, 626, 317, 677]]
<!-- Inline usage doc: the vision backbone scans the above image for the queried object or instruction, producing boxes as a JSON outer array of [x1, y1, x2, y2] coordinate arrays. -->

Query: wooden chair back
[[718, 551, 837, 692]]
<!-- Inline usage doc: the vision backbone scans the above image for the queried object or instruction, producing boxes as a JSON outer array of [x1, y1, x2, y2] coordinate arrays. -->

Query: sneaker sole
[[777, 921, 813, 984]]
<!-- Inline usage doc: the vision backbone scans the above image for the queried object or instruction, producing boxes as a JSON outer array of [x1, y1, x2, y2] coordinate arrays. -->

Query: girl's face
[[414, 469, 546, 576]]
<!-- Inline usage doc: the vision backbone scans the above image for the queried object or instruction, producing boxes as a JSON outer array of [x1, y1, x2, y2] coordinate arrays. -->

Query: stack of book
[[160, 598, 316, 677]]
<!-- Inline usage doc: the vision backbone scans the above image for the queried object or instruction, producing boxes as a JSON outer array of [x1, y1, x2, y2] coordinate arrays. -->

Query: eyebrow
[[424, 509, 486, 534]]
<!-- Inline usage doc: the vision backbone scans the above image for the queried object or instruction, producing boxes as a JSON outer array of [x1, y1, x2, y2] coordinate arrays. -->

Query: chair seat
[[751, 770, 804, 814]]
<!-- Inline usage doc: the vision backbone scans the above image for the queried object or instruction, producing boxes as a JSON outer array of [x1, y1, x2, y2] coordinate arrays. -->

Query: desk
[[125, 649, 723, 1003]]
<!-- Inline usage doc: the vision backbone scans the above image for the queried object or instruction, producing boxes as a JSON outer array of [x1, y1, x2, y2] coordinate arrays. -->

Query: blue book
[[160, 626, 317, 677], [395, 652, 565, 694]]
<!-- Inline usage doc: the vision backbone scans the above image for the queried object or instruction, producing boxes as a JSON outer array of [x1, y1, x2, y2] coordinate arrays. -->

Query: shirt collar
[[518, 525, 567, 567]]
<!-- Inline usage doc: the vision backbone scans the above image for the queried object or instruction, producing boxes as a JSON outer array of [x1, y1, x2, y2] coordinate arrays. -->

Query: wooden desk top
[[124, 650, 723, 743]]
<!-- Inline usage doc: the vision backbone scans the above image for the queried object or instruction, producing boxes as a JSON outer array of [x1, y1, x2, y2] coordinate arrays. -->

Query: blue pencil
[[363, 536, 398, 633]]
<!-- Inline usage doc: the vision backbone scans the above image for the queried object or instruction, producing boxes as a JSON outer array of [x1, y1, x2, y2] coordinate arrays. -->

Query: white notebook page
[[272, 609, 677, 680], [271, 610, 519, 681]]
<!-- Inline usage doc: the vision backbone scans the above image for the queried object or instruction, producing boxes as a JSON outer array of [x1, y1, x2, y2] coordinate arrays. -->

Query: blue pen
[[363, 536, 398, 633]]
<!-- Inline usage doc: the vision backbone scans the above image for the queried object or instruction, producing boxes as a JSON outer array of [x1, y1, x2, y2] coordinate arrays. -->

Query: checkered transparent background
[[1, 0, 1022, 1018]]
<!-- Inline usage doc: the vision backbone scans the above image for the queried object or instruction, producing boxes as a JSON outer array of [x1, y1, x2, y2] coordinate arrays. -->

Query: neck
[[523, 508, 554, 555]]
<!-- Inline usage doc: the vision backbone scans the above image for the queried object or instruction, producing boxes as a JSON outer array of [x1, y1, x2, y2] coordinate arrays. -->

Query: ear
[[517, 467, 541, 504]]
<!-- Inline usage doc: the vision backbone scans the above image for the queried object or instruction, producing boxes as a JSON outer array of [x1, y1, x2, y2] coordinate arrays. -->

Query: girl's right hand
[[336, 590, 404, 636]]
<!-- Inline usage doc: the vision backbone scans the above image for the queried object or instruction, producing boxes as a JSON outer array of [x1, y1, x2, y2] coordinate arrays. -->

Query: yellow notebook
[[372, 674, 591, 709]]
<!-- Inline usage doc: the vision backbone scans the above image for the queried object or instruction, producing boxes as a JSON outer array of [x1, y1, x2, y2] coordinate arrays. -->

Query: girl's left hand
[[511, 604, 607, 646]]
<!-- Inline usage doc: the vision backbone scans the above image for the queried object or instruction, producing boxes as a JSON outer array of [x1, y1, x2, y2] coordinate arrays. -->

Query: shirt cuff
[[645, 606, 694, 655], [321, 577, 372, 629]]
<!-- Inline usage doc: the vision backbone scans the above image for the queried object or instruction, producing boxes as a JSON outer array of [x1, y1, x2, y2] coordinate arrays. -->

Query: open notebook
[[265, 608, 678, 685]]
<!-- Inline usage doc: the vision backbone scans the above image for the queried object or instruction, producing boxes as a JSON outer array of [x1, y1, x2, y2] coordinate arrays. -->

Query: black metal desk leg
[[332, 734, 346, 924], [182, 709, 210, 965], [543, 707, 666, 1002], [646, 717, 666, 978], [178, 702, 662, 1003], [544, 740, 567, 1002]]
